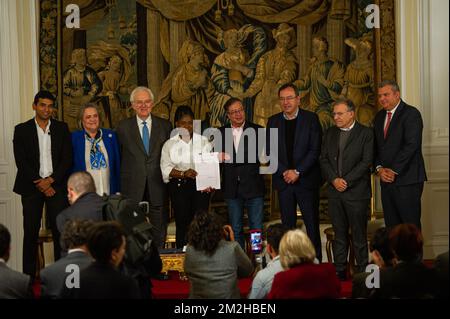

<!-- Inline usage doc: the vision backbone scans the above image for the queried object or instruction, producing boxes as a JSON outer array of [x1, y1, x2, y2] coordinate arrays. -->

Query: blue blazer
[[71, 128, 120, 194], [266, 109, 322, 192]]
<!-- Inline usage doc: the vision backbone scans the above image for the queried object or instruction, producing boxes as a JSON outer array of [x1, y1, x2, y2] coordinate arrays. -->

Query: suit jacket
[[61, 262, 140, 299], [266, 109, 322, 192], [40, 250, 93, 299], [320, 122, 374, 200], [217, 122, 265, 199], [0, 262, 33, 299], [116, 115, 172, 205], [372, 261, 440, 299], [56, 192, 104, 233], [374, 100, 427, 186], [71, 128, 120, 194], [267, 262, 341, 299], [13, 118, 72, 196]]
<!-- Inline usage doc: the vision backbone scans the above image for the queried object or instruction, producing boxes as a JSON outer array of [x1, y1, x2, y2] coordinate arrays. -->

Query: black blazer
[[116, 115, 172, 205], [374, 100, 427, 186], [320, 121, 374, 200], [266, 109, 322, 192], [13, 118, 72, 196], [217, 122, 265, 199]]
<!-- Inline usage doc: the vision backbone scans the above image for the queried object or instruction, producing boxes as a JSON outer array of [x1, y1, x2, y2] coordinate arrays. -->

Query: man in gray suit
[[116, 86, 172, 248], [40, 219, 94, 299], [0, 223, 33, 299], [320, 98, 374, 280]]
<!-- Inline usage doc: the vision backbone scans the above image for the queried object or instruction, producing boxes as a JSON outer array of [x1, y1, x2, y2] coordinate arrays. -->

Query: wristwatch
[[294, 170, 300, 175]]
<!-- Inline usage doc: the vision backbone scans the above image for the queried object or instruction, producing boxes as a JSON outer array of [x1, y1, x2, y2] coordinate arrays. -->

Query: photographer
[[248, 223, 287, 299], [184, 210, 254, 299]]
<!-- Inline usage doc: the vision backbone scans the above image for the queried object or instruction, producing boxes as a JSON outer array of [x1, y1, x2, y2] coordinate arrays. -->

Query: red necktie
[[384, 111, 392, 139]]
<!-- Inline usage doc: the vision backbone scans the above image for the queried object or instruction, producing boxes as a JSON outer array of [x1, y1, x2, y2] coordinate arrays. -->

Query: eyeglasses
[[332, 111, 351, 117], [278, 96, 297, 102], [134, 100, 152, 107], [228, 109, 244, 116]]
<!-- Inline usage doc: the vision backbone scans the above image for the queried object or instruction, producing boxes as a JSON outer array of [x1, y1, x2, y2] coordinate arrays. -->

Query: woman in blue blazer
[[71, 103, 120, 195]]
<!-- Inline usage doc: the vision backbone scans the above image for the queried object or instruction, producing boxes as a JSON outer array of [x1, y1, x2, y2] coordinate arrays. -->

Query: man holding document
[[160, 106, 215, 248], [215, 98, 266, 249]]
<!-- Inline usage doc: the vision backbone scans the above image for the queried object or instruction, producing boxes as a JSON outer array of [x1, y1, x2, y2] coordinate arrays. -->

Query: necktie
[[142, 121, 150, 154], [384, 111, 392, 139]]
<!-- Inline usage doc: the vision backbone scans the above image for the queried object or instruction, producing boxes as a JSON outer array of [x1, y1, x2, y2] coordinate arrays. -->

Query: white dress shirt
[[35, 118, 53, 178], [231, 121, 245, 150], [136, 115, 152, 139], [160, 133, 212, 183]]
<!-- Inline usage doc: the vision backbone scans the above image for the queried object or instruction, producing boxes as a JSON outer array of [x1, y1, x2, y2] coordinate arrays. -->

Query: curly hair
[[187, 210, 223, 256], [61, 219, 95, 250]]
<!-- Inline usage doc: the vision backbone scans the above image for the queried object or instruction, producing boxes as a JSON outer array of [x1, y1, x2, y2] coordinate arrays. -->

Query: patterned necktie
[[384, 111, 392, 139], [142, 121, 150, 154]]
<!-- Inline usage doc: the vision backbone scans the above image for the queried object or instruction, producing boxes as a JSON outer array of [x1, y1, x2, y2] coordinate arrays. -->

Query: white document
[[194, 152, 221, 191]]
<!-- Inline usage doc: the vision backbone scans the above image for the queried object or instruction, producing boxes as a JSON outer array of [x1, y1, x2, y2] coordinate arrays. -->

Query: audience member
[[160, 105, 212, 248], [248, 223, 287, 299], [71, 103, 120, 195], [61, 221, 140, 299], [13, 90, 72, 278], [352, 227, 395, 298], [267, 229, 340, 299], [40, 219, 94, 298], [372, 224, 439, 299], [0, 223, 33, 299], [56, 171, 104, 234], [184, 210, 254, 298], [433, 250, 449, 298]]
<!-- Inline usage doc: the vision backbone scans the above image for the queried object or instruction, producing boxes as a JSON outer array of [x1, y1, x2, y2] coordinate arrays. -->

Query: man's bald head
[[67, 171, 96, 204]]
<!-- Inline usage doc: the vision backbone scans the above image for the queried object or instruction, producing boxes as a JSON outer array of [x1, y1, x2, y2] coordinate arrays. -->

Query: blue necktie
[[142, 121, 150, 154]]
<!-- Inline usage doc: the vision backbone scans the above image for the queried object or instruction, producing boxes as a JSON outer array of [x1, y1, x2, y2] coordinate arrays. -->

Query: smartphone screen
[[250, 230, 262, 254]]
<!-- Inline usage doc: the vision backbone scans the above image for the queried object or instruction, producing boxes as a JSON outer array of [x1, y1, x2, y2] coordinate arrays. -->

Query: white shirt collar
[[0, 258, 6, 263], [339, 120, 356, 131], [136, 114, 152, 126], [68, 248, 87, 254], [34, 118, 51, 132], [283, 108, 299, 120], [231, 121, 245, 130], [387, 100, 401, 116]]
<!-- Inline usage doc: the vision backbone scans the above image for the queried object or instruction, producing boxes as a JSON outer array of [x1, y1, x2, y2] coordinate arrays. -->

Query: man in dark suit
[[0, 224, 33, 299], [374, 80, 427, 228], [116, 86, 172, 249], [13, 90, 72, 278], [216, 98, 265, 248], [40, 219, 94, 299], [266, 83, 323, 261], [56, 171, 103, 234], [320, 98, 374, 279]]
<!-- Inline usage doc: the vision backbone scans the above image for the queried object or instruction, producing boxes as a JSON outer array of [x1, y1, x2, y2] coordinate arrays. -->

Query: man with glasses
[[116, 86, 172, 249], [320, 98, 373, 280], [13, 90, 72, 279], [216, 98, 266, 249], [266, 83, 323, 262]]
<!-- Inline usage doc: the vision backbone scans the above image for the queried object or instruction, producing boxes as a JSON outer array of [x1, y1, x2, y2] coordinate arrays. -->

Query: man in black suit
[[320, 98, 374, 279], [266, 83, 323, 261], [116, 86, 172, 249], [40, 219, 94, 299], [216, 98, 265, 249], [374, 80, 427, 228], [56, 171, 103, 234], [13, 90, 72, 278]]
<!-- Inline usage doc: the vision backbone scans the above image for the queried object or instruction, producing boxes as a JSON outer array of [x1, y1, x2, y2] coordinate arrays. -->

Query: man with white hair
[[116, 86, 172, 249], [56, 171, 103, 234]]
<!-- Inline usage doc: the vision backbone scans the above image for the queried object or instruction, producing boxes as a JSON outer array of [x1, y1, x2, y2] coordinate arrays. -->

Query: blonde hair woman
[[268, 229, 341, 299]]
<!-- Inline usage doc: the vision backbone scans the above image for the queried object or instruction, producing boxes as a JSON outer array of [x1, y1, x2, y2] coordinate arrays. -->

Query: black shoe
[[336, 271, 347, 281]]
